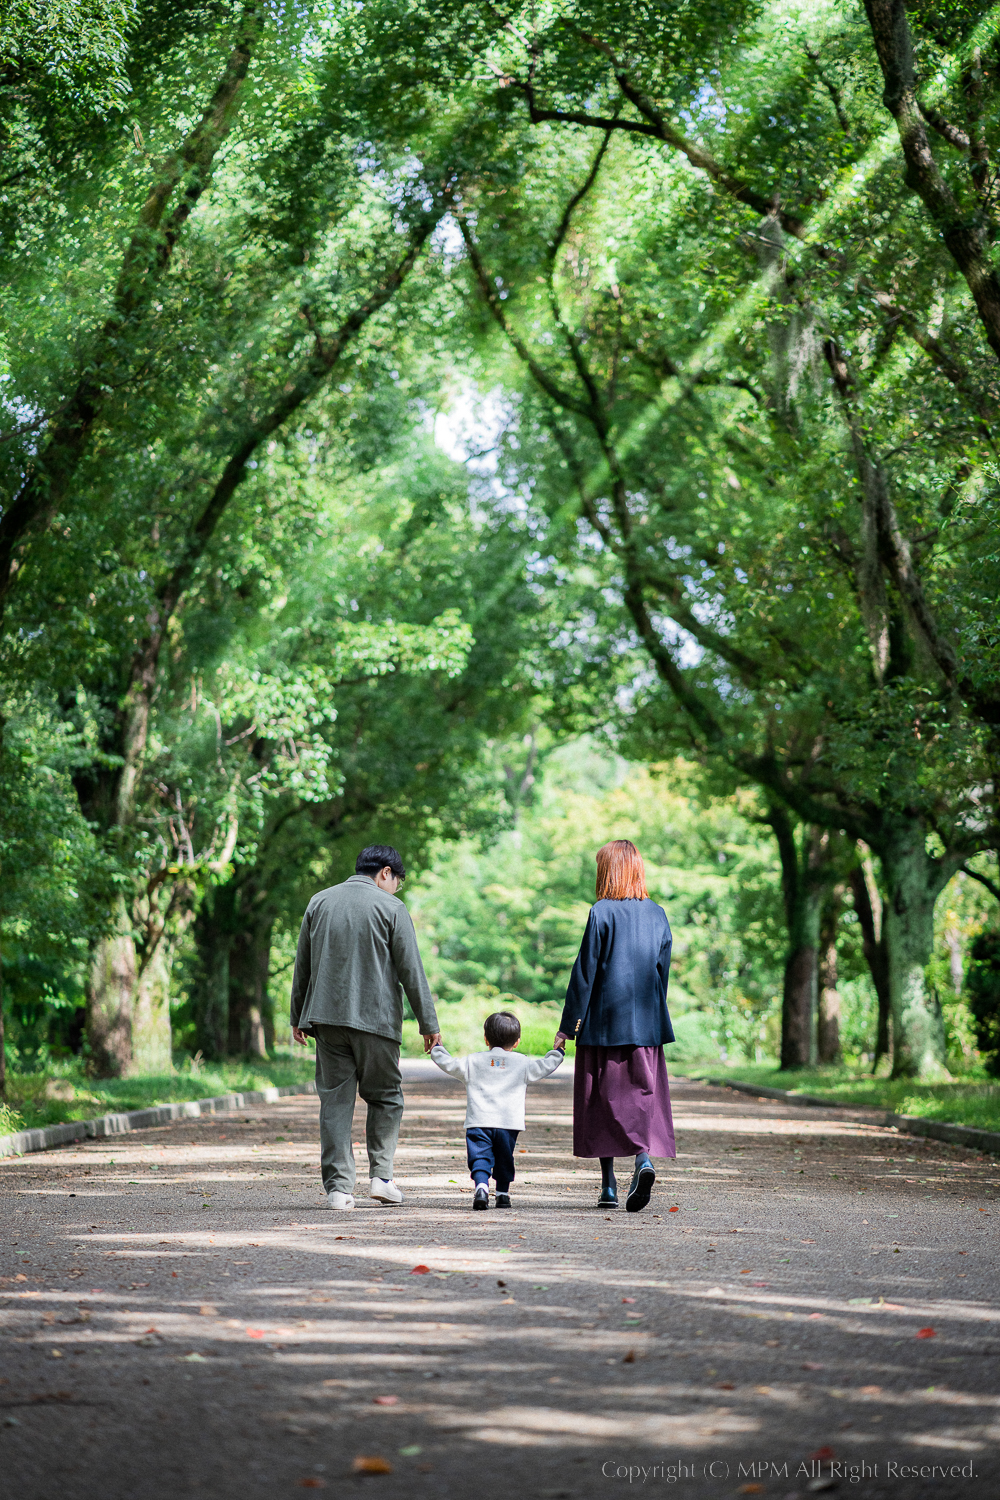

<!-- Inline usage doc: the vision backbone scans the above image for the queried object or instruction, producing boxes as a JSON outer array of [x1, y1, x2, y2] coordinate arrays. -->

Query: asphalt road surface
[[2, 1069, 998, 1500]]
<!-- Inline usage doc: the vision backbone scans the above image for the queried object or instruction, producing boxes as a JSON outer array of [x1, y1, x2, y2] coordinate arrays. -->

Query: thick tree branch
[[508, 58, 809, 243], [0, 1, 265, 621], [546, 131, 615, 427], [965, 46, 992, 220], [806, 46, 852, 137], [918, 100, 970, 152], [864, 282, 998, 440], [862, 0, 1000, 361], [112, 196, 450, 827], [458, 213, 589, 417], [824, 339, 964, 693]]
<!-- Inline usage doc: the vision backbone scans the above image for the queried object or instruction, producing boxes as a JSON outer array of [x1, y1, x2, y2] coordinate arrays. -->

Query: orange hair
[[595, 840, 648, 901]]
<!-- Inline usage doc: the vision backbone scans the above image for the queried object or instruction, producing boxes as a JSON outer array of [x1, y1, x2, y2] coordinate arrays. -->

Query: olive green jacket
[[289, 875, 438, 1043]]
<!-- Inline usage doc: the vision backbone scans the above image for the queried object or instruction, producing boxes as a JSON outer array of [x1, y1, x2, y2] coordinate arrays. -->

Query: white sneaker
[[369, 1177, 403, 1205], [327, 1191, 355, 1210]]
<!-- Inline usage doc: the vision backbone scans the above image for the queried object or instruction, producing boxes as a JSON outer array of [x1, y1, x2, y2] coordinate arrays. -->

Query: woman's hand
[[553, 1031, 568, 1051]]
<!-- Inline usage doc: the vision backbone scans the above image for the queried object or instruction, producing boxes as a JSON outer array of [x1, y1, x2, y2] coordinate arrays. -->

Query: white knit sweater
[[429, 1044, 564, 1130]]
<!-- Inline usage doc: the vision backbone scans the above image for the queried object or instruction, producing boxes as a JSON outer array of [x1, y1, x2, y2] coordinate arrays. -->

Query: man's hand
[[292, 1027, 309, 1046], [423, 1032, 442, 1052], [553, 1031, 568, 1051]]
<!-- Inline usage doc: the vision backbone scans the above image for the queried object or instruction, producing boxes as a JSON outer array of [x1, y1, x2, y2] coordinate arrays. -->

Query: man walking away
[[290, 844, 441, 1210]]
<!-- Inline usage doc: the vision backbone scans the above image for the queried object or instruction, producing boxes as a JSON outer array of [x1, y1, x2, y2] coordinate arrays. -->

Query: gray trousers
[[313, 1024, 404, 1194]]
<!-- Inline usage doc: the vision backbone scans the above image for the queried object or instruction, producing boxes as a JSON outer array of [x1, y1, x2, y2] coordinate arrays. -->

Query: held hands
[[553, 1031, 568, 1051], [423, 1032, 442, 1053]]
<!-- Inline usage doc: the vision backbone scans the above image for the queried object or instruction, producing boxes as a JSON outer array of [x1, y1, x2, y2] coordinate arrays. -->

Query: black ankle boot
[[625, 1153, 655, 1213], [598, 1157, 618, 1208]]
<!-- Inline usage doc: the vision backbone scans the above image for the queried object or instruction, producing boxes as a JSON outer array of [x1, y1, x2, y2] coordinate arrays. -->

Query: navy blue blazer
[[558, 898, 674, 1048]]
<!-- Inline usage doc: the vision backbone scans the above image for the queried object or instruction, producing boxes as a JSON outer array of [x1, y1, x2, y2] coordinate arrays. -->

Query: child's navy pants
[[466, 1127, 519, 1191]]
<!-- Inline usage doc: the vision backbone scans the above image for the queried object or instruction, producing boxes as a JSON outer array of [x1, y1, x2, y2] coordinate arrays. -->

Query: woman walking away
[[555, 840, 675, 1213]]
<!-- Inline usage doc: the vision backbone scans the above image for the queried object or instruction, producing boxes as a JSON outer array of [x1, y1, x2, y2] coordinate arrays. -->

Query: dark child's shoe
[[598, 1186, 618, 1208], [495, 1192, 511, 1208], [472, 1186, 489, 1210], [625, 1157, 655, 1214]]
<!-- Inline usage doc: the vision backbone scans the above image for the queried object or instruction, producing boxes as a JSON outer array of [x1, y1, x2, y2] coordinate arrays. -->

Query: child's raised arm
[[429, 1041, 469, 1079], [524, 1046, 565, 1081]]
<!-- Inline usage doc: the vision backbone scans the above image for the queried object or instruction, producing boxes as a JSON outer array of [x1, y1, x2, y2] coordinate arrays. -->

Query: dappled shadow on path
[[1, 1080, 998, 1497]]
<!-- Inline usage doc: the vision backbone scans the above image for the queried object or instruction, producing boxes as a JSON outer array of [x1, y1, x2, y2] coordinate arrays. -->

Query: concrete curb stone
[[0, 1081, 318, 1159], [702, 1074, 1000, 1156]]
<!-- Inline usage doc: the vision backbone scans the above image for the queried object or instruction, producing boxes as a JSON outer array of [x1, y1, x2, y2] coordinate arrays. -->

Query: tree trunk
[[848, 859, 892, 1069], [131, 942, 174, 1075], [191, 892, 233, 1060], [769, 808, 828, 1068], [228, 918, 272, 1059], [781, 882, 822, 1068], [191, 874, 274, 1059], [817, 888, 843, 1064], [86, 896, 137, 1077], [880, 827, 957, 1079]]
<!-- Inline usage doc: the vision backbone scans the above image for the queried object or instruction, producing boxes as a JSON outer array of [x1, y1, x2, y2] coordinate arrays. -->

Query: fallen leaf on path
[[917, 1327, 936, 1338], [808, 1313, 824, 1319], [398, 1445, 421, 1456], [715, 1381, 735, 1390], [372, 1396, 398, 1406], [669, 1206, 679, 1213], [410, 1265, 430, 1275], [621, 1297, 635, 1304], [622, 1350, 635, 1364], [352, 1456, 393, 1475], [810, 1446, 835, 1461], [246, 1328, 265, 1339]]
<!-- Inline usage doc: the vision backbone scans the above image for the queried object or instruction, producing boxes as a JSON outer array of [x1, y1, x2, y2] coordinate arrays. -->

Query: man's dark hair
[[355, 844, 405, 881], [484, 1011, 521, 1049]]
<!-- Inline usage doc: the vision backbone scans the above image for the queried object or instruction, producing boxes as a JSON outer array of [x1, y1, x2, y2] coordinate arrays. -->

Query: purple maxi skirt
[[573, 1044, 676, 1159]]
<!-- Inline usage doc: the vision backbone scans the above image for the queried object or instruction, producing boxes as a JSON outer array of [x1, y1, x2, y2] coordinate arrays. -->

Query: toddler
[[430, 1011, 564, 1209]]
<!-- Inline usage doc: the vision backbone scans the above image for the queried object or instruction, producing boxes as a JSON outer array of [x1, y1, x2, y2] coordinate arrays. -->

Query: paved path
[[1, 1074, 998, 1500]]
